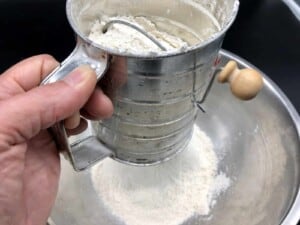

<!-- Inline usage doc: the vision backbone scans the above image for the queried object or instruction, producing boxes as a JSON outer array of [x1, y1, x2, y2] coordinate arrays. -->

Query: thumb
[[0, 66, 97, 144]]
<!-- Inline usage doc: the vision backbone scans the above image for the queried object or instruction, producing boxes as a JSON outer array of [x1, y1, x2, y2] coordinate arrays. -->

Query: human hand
[[0, 55, 113, 225]]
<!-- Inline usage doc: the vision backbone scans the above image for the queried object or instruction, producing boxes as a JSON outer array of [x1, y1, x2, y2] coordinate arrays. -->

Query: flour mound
[[91, 126, 230, 225]]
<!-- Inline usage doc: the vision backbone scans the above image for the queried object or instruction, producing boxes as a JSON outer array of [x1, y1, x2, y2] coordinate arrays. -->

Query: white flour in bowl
[[91, 126, 230, 225]]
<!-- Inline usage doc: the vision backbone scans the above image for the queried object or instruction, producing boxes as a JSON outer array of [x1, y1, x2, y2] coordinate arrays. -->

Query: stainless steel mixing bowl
[[49, 50, 300, 225]]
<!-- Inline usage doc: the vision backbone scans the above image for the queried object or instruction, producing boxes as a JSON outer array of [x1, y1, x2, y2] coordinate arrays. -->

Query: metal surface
[[49, 50, 300, 225], [46, 0, 239, 170], [283, 0, 300, 21]]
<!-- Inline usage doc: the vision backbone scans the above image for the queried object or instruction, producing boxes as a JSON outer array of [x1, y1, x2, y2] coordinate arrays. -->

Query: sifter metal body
[[43, 0, 239, 171]]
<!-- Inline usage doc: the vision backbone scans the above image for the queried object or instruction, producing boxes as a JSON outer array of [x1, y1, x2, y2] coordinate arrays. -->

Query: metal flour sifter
[[43, 0, 263, 171]]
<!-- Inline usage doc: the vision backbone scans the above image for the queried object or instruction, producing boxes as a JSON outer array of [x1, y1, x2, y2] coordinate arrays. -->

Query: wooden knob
[[218, 60, 263, 100]]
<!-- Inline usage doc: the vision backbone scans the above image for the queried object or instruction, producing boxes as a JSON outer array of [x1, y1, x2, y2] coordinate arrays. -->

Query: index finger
[[0, 54, 59, 93]]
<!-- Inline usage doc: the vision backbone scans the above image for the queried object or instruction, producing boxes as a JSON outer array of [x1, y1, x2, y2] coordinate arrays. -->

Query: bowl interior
[[50, 50, 300, 225]]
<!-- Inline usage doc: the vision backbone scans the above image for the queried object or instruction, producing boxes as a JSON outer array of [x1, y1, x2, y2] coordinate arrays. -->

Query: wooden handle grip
[[218, 61, 264, 100]]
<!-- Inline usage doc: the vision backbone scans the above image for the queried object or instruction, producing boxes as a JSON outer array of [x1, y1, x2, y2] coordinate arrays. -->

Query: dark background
[[0, 0, 299, 224], [0, 0, 299, 113]]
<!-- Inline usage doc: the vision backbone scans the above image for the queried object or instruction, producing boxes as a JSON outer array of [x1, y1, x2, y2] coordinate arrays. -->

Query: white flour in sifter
[[88, 12, 220, 55], [88, 16, 190, 54], [91, 126, 230, 225]]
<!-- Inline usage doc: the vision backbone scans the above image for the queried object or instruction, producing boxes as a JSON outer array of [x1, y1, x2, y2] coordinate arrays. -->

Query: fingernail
[[64, 65, 92, 87]]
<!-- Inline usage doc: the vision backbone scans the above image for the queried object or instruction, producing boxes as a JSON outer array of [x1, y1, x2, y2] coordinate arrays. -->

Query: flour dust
[[91, 126, 231, 225]]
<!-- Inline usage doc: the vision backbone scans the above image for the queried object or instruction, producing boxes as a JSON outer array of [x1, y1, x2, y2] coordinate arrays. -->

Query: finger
[[82, 88, 113, 120], [0, 66, 97, 144], [64, 112, 81, 130], [0, 55, 59, 97], [66, 119, 88, 136]]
